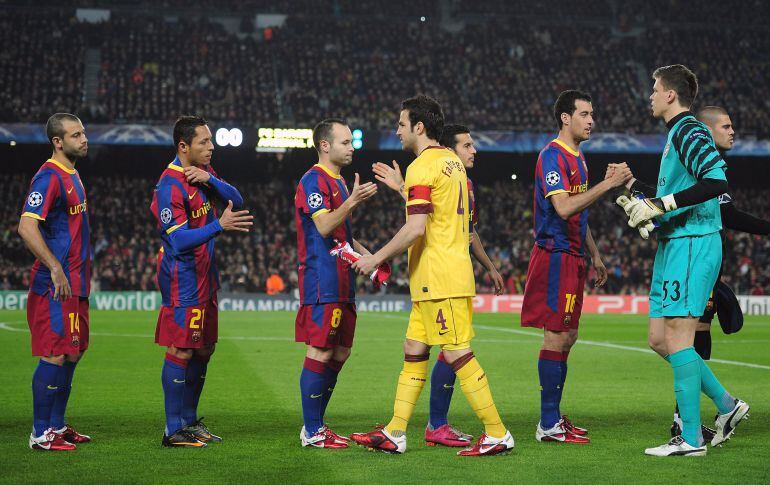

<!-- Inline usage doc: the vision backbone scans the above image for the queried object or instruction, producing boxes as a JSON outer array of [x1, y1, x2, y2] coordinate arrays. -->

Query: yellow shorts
[[405, 297, 474, 350]]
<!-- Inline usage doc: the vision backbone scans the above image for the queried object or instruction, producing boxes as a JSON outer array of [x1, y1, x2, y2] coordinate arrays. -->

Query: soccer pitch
[[1, 310, 768, 484]]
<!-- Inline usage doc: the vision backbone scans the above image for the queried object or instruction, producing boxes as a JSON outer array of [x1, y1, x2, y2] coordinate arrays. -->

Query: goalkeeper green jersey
[[656, 111, 727, 240]]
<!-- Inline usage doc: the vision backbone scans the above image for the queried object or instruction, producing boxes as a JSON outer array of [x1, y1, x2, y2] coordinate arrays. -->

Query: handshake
[[605, 163, 670, 240]]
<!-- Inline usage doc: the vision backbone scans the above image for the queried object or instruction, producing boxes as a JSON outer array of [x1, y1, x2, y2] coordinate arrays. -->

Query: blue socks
[[428, 352, 455, 429], [320, 359, 344, 419], [669, 347, 703, 447], [558, 351, 569, 406], [538, 350, 564, 430], [32, 360, 62, 437], [300, 357, 327, 435], [182, 356, 208, 425], [162, 353, 188, 435], [50, 360, 77, 430]]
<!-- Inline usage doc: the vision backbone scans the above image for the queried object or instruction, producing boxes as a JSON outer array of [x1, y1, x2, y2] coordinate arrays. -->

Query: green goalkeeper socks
[[669, 347, 703, 447]]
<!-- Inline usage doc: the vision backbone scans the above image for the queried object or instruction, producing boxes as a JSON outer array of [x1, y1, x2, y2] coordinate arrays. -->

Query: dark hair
[[312, 118, 348, 152], [45, 113, 81, 146], [653, 64, 698, 108], [439, 124, 471, 149], [553, 90, 593, 129], [401, 94, 444, 141], [173, 115, 208, 147]]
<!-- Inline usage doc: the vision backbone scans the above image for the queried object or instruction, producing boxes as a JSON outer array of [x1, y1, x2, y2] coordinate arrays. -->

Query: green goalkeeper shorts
[[649, 232, 722, 318]]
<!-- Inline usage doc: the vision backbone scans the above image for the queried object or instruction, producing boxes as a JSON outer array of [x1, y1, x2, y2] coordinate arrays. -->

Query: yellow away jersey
[[404, 146, 475, 301]]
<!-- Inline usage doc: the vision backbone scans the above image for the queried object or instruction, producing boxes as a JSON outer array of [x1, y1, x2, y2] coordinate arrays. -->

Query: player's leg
[[558, 328, 588, 437], [50, 296, 90, 444], [27, 291, 76, 451], [425, 350, 473, 448], [295, 303, 349, 448], [351, 303, 430, 453], [181, 296, 220, 442], [156, 305, 205, 447], [539, 330, 568, 433], [320, 303, 357, 420]]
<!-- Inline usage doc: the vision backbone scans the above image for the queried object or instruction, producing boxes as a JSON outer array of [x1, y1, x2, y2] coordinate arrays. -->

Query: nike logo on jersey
[[310, 393, 324, 399], [438, 330, 450, 335], [173, 379, 186, 384], [570, 169, 577, 176], [332, 191, 339, 196], [67, 187, 74, 194], [47, 385, 59, 390], [189, 191, 197, 200]]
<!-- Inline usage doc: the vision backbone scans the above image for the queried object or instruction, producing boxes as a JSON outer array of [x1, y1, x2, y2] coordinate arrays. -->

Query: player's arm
[[352, 213, 427, 274], [167, 201, 252, 253], [470, 229, 504, 294], [550, 164, 632, 220], [312, 173, 377, 238], [352, 238, 372, 256], [372, 160, 406, 202], [720, 197, 770, 235], [585, 226, 607, 287], [17, 216, 71, 300], [184, 166, 244, 208]]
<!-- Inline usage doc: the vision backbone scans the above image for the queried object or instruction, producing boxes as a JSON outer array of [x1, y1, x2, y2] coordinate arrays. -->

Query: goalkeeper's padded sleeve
[[167, 219, 223, 254], [721, 201, 770, 235], [208, 175, 244, 209], [670, 178, 728, 209]]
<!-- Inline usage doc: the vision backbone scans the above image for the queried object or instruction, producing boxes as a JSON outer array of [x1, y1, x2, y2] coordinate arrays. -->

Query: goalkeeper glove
[[616, 195, 655, 239], [623, 193, 676, 228], [329, 240, 391, 289]]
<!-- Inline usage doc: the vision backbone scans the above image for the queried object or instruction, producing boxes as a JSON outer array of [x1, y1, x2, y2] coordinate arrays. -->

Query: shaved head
[[696, 106, 734, 151], [696, 106, 729, 126]]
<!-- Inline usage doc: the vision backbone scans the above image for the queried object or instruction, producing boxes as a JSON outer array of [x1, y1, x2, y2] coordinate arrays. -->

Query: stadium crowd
[[1, 7, 769, 137], [2, 174, 769, 296]]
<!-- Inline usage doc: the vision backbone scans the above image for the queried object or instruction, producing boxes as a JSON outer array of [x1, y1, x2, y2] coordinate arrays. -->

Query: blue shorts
[[649, 232, 722, 318]]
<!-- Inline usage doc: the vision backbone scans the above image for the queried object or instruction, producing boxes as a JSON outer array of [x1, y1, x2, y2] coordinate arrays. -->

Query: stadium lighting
[[352, 129, 363, 149], [511, 174, 518, 180], [9, 140, 16, 146], [420, 16, 426, 21], [352, 139, 363, 149]]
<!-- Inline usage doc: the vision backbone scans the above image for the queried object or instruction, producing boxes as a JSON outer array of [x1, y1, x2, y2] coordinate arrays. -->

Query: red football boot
[[536, 420, 590, 444], [29, 429, 77, 451], [322, 425, 350, 444], [561, 415, 588, 436], [350, 425, 406, 454], [425, 424, 473, 447], [456, 431, 514, 456], [55, 424, 92, 444], [300, 426, 348, 449]]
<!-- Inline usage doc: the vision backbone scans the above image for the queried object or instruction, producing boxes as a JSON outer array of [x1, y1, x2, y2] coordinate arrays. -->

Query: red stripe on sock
[[327, 359, 344, 373], [404, 353, 430, 363], [303, 357, 326, 374], [437, 351, 447, 363], [165, 352, 189, 368], [450, 352, 475, 372], [539, 349, 564, 362]]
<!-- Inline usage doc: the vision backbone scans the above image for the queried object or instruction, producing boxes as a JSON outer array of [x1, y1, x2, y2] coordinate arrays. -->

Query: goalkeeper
[[616, 65, 749, 457]]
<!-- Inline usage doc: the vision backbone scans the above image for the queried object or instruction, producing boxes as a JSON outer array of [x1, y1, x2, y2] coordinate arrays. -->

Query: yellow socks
[[385, 355, 429, 435], [453, 352, 506, 439]]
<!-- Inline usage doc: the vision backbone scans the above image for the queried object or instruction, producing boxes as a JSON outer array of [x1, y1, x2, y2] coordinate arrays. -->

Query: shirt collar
[[552, 138, 580, 157], [314, 163, 341, 179], [46, 158, 77, 174], [666, 111, 693, 130], [167, 156, 184, 173]]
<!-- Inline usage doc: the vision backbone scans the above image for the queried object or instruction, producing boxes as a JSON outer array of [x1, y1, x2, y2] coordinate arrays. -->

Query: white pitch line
[[474, 324, 770, 371], [3, 321, 768, 370]]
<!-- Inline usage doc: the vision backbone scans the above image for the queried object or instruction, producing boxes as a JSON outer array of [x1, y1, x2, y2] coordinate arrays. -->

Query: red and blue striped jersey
[[150, 158, 220, 307], [533, 139, 589, 256], [21, 159, 91, 297], [294, 164, 355, 304]]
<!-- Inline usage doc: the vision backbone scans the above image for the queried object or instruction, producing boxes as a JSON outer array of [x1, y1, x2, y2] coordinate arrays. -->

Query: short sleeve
[[540, 149, 570, 198], [155, 181, 189, 234], [675, 124, 727, 181], [298, 173, 332, 219], [21, 171, 60, 221], [405, 162, 434, 215]]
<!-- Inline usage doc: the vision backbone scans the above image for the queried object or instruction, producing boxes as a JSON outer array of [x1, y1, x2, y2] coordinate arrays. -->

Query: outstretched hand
[[348, 173, 378, 207], [372, 160, 404, 193], [219, 200, 253, 232]]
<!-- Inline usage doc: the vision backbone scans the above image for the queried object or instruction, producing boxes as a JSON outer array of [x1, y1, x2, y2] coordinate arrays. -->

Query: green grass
[[1, 310, 768, 484]]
